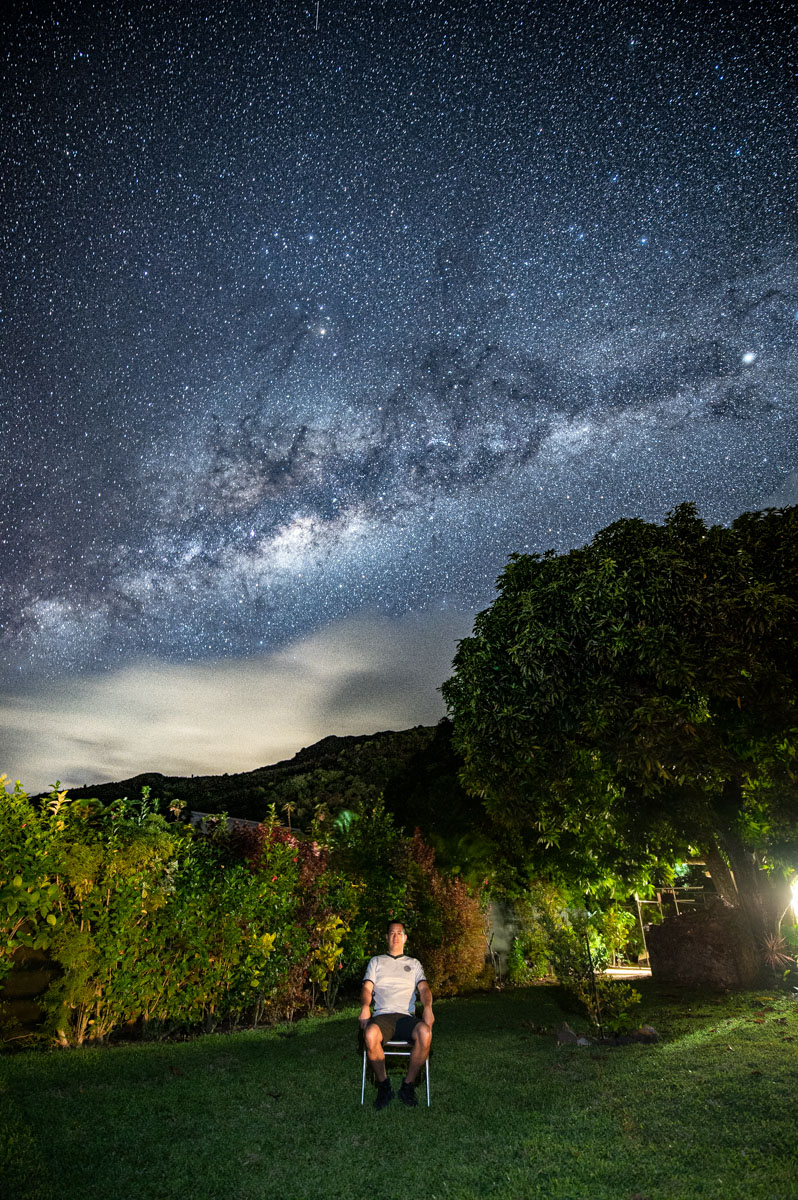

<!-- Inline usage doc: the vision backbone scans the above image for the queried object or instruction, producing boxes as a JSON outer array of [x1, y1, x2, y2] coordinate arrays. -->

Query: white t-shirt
[[363, 954, 427, 1016]]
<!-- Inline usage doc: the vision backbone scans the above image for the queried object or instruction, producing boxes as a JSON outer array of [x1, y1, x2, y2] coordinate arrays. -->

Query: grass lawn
[[1, 982, 797, 1200]]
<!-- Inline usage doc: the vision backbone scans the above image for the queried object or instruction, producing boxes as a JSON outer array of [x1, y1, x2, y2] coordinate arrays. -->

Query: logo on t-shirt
[[404, 964, 412, 971]]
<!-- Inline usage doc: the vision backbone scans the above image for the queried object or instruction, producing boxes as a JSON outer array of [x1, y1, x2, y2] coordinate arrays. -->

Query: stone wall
[[646, 903, 760, 988]]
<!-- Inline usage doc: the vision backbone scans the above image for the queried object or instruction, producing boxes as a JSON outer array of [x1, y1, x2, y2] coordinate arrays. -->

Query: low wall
[[646, 903, 760, 988]]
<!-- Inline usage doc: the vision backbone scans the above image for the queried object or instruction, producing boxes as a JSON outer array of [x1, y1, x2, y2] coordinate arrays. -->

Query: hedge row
[[0, 778, 486, 1046]]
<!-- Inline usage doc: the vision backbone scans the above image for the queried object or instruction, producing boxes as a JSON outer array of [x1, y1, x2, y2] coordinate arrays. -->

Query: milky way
[[1, 0, 796, 782]]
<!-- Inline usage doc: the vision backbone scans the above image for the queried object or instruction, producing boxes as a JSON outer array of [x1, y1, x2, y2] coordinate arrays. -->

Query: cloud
[[0, 607, 474, 794]]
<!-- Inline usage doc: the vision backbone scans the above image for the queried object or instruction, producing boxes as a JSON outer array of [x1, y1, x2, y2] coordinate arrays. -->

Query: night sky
[[2, 0, 796, 791]]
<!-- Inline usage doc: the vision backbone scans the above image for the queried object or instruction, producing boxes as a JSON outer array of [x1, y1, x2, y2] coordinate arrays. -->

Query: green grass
[[2, 983, 797, 1200]]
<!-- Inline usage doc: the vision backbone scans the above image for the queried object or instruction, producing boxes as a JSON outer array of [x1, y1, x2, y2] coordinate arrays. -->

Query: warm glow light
[[791, 878, 798, 919]]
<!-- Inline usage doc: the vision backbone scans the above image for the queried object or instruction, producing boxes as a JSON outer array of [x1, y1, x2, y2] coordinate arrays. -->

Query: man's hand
[[358, 1005, 372, 1030], [418, 981, 434, 1028]]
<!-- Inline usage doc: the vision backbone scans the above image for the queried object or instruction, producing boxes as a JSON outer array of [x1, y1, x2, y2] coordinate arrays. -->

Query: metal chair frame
[[360, 1037, 431, 1106]]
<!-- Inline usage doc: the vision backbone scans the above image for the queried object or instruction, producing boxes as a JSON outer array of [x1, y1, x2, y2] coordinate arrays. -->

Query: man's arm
[[358, 979, 374, 1029], [418, 980, 434, 1027]]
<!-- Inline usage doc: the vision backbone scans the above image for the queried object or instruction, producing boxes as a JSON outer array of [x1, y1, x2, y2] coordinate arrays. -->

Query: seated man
[[359, 919, 434, 1109]]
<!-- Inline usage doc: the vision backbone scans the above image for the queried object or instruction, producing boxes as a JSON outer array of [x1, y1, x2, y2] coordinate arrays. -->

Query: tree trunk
[[721, 831, 785, 942], [705, 841, 739, 908], [703, 777, 784, 945]]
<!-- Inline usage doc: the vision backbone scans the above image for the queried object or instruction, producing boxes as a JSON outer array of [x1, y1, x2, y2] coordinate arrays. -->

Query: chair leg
[[359, 1040, 432, 1106]]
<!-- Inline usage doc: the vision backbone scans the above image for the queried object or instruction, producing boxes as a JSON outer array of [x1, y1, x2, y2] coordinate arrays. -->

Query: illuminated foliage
[[443, 504, 798, 938]]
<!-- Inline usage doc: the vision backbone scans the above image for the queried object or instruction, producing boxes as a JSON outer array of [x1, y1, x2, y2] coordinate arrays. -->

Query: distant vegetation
[[57, 720, 501, 882], [57, 726, 440, 825]]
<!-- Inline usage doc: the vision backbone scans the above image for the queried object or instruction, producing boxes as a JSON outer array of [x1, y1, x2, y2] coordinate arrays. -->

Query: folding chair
[[360, 1036, 431, 1106]]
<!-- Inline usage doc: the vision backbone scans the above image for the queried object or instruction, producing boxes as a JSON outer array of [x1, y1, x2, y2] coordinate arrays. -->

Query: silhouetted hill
[[52, 724, 472, 832], [39, 720, 515, 882]]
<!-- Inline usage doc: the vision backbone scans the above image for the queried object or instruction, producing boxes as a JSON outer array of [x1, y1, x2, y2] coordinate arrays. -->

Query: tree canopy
[[442, 504, 798, 935]]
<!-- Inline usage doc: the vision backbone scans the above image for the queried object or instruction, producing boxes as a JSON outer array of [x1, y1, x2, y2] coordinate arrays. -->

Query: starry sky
[[1, 0, 796, 791]]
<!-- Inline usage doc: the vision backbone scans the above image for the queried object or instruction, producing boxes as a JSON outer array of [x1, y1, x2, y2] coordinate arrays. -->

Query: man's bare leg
[[364, 1023, 387, 1083], [404, 1022, 431, 1084]]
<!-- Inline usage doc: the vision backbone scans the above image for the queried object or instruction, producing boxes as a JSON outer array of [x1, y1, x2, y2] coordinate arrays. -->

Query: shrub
[[1, 781, 488, 1044], [584, 977, 642, 1035], [208, 813, 366, 1020], [0, 778, 62, 986], [402, 832, 486, 996], [328, 799, 410, 956], [42, 791, 195, 1044], [328, 801, 487, 996], [540, 907, 641, 1034], [507, 936, 534, 985], [509, 882, 567, 981]]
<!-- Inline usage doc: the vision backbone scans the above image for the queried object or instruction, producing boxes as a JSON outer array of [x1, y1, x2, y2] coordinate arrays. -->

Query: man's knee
[[413, 1022, 432, 1050], [364, 1023, 383, 1052]]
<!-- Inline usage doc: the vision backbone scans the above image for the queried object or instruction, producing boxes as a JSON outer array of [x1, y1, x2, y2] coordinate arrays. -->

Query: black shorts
[[367, 1012, 420, 1043]]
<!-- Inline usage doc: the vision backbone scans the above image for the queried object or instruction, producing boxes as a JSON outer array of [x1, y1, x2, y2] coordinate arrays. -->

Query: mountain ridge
[[44, 724, 452, 830]]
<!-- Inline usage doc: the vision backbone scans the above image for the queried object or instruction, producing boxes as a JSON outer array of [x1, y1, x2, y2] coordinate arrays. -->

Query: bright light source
[[791, 877, 798, 918]]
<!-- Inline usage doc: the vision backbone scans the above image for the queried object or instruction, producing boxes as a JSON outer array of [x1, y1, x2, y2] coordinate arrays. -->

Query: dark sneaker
[[374, 1079, 394, 1110], [398, 1081, 418, 1107]]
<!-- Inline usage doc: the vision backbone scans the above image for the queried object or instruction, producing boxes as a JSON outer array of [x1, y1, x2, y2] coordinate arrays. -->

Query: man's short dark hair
[[386, 919, 408, 934]]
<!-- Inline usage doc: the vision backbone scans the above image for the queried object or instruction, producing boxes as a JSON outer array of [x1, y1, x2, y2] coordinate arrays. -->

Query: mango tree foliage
[[442, 504, 798, 936]]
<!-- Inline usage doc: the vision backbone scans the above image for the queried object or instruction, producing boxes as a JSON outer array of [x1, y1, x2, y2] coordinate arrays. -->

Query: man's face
[[387, 923, 407, 954]]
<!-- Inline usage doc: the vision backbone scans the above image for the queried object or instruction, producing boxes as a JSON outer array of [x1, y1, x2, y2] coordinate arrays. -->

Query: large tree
[[442, 504, 798, 939]]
